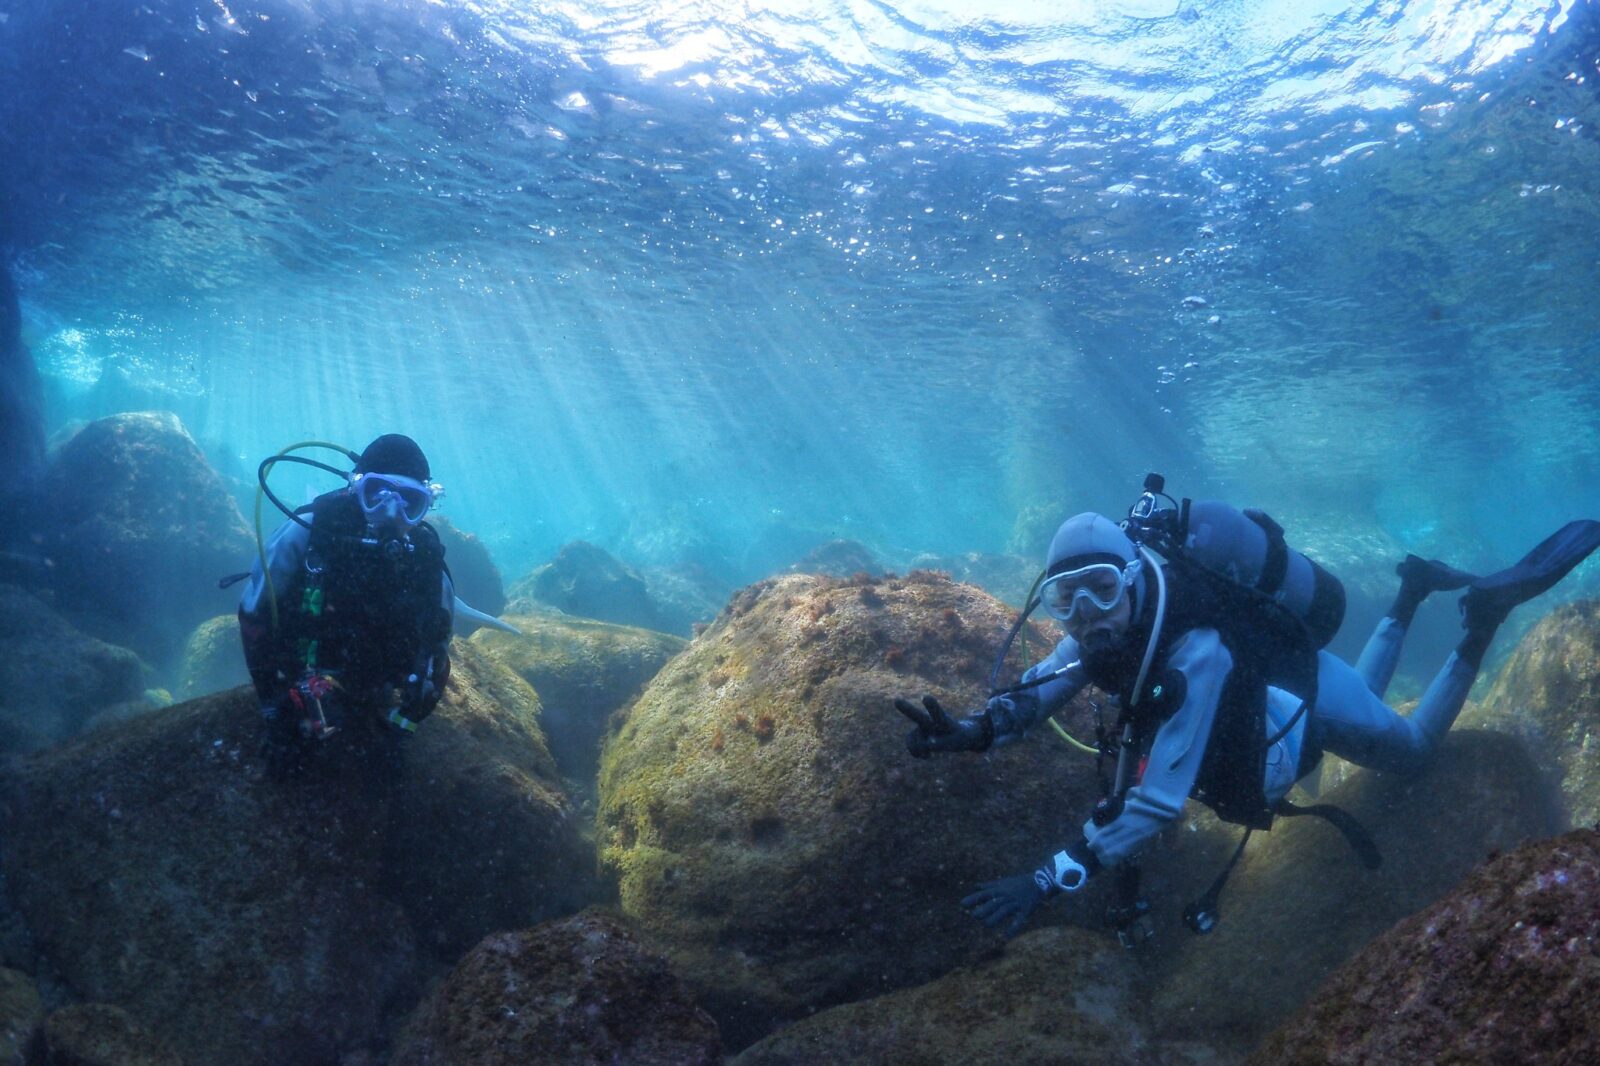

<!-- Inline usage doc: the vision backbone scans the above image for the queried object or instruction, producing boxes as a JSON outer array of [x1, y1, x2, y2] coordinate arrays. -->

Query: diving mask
[[1039, 560, 1140, 623], [352, 471, 442, 526]]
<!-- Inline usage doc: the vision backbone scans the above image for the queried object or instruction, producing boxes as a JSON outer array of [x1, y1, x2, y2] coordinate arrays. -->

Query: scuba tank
[[1124, 475, 1345, 649]]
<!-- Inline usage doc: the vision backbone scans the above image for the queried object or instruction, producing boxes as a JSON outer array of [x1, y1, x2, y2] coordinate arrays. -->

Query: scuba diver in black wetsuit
[[237, 434, 454, 778], [897, 478, 1600, 939]]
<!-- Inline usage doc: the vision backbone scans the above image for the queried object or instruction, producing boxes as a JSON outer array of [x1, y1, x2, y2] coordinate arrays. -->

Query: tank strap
[[1244, 508, 1290, 597]]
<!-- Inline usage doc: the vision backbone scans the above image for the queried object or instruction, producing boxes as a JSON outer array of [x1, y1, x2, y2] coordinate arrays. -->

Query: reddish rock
[[1250, 829, 1600, 1065], [393, 910, 721, 1066]]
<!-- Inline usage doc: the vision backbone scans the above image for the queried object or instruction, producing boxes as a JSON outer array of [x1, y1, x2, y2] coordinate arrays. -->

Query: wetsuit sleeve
[[237, 518, 312, 702], [987, 635, 1090, 745], [1079, 629, 1231, 868]]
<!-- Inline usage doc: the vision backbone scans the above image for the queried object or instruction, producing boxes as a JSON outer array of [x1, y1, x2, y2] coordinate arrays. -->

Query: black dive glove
[[894, 696, 994, 758], [961, 843, 1099, 937]]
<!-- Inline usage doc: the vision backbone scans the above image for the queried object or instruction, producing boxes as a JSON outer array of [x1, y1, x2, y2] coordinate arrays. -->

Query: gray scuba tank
[[1179, 500, 1345, 647]]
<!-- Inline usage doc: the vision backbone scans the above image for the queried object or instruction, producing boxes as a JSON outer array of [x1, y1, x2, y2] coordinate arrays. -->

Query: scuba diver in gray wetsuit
[[897, 479, 1600, 939]]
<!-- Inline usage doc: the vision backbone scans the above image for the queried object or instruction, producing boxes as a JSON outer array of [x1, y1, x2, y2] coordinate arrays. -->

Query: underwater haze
[[4, 0, 1600, 663]]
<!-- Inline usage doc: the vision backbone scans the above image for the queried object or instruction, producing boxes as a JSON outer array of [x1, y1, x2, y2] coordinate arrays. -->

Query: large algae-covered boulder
[[1460, 600, 1600, 827], [175, 614, 247, 700], [597, 571, 1102, 1045], [1250, 828, 1600, 1065], [0, 583, 145, 751], [34, 412, 254, 664], [510, 540, 666, 632], [429, 515, 506, 620], [0, 639, 590, 1065], [393, 911, 722, 1066], [733, 926, 1212, 1066], [472, 613, 687, 792], [1147, 730, 1557, 1056]]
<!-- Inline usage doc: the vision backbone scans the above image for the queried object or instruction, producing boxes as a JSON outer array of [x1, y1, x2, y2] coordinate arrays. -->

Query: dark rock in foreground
[[393, 910, 721, 1066], [1250, 828, 1600, 1065], [0, 967, 44, 1062], [36, 1003, 182, 1066], [0, 639, 590, 1065], [733, 926, 1213, 1066], [33, 412, 254, 665]]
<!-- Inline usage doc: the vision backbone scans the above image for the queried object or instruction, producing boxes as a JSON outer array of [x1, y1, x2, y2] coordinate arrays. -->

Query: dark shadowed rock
[[0, 967, 44, 1062], [508, 540, 665, 631], [1461, 600, 1600, 827], [176, 614, 248, 700], [1249, 829, 1600, 1065], [471, 613, 687, 795], [788, 539, 884, 578], [733, 927, 1213, 1066], [1146, 730, 1558, 1057], [640, 563, 732, 637], [429, 514, 507, 620], [0, 584, 145, 752], [0, 262, 45, 533], [35, 1003, 182, 1066], [33, 412, 254, 665], [597, 571, 1104, 1048], [393, 910, 721, 1066], [0, 638, 590, 1065]]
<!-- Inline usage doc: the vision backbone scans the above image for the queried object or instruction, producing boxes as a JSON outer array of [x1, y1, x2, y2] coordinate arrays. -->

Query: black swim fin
[[1461, 519, 1600, 631], [1396, 554, 1477, 595]]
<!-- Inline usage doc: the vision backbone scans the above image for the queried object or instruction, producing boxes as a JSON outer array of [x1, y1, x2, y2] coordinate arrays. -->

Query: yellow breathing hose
[[254, 440, 360, 630]]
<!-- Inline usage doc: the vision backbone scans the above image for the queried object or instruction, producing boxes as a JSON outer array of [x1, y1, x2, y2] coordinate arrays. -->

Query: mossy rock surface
[[0, 638, 589, 1065], [1249, 828, 1600, 1065], [732, 925, 1214, 1066], [0, 583, 145, 751], [393, 910, 721, 1066], [1146, 730, 1557, 1056], [1461, 599, 1600, 827], [175, 614, 247, 700], [597, 571, 1101, 1047], [36, 1003, 182, 1066], [472, 613, 687, 793]]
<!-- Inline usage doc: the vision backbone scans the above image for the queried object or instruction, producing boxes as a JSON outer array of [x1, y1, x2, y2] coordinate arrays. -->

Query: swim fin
[[1461, 519, 1600, 631], [1395, 554, 1478, 595]]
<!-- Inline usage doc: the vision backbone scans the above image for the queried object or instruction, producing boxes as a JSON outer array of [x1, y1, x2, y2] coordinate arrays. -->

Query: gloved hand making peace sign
[[893, 695, 994, 758]]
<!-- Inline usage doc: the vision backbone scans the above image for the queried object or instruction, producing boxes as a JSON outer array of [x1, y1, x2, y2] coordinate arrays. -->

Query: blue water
[[4, 1, 1599, 665]]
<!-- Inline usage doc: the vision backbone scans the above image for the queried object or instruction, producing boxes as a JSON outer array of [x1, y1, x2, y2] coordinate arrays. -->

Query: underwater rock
[[0, 967, 44, 1062], [1145, 730, 1556, 1056], [176, 614, 248, 700], [0, 262, 46, 535], [1249, 828, 1600, 1065], [639, 563, 732, 637], [732, 926, 1212, 1066], [392, 910, 721, 1066], [0, 583, 146, 752], [33, 411, 254, 666], [597, 571, 1102, 1048], [428, 514, 507, 621], [1461, 600, 1600, 827], [787, 539, 884, 578], [508, 540, 666, 632], [0, 638, 589, 1065], [471, 613, 687, 795], [35, 1003, 182, 1066], [905, 551, 1037, 607]]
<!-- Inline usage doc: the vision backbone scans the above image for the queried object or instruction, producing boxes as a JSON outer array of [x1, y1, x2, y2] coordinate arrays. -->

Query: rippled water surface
[[3, 1, 1598, 605]]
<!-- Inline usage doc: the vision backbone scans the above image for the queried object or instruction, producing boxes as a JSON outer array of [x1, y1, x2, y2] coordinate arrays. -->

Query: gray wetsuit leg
[[1352, 616, 1406, 699], [1305, 649, 1477, 776]]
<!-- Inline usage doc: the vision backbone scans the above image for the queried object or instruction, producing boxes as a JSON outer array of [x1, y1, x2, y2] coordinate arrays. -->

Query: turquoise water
[[3, 0, 1599, 660]]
